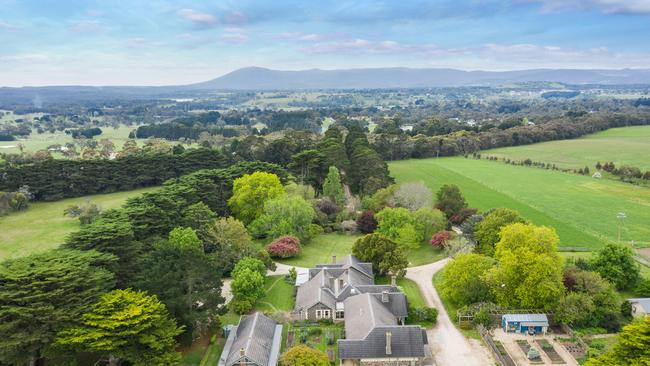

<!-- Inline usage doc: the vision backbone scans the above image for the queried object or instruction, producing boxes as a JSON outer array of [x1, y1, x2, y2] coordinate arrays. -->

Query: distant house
[[218, 312, 283, 366], [338, 293, 428, 366], [294, 255, 407, 323], [628, 298, 650, 318], [502, 314, 549, 335]]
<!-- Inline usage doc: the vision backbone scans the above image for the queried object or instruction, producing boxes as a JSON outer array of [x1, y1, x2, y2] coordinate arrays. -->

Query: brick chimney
[[332, 255, 337, 264], [385, 332, 392, 355], [390, 275, 396, 286]]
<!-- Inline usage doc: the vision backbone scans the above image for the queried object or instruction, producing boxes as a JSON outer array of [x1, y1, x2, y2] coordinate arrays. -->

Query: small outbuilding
[[628, 298, 650, 318], [502, 314, 548, 335]]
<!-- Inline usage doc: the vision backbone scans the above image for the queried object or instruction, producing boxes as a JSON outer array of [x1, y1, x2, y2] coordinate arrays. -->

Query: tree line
[[0, 148, 229, 201], [372, 111, 650, 160]]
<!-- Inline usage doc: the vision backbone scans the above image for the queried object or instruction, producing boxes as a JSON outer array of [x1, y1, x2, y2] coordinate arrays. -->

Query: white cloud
[[221, 29, 248, 44], [525, 0, 650, 14], [177, 8, 218, 27]]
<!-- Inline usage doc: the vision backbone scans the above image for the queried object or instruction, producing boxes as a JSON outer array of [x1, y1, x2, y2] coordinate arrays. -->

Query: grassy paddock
[[0, 187, 158, 260], [484, 125, 650, 171], [277, 233, 446, 268], [389, 157, 650, 248]]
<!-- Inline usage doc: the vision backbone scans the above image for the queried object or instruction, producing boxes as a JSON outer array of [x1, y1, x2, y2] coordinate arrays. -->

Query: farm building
[[501, 314, 548, 335], [628, 298, 650, 318]]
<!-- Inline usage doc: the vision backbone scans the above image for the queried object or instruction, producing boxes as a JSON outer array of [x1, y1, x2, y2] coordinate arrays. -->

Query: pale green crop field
[[0, 125, 138, 155], [484, 125, 650, 170], [0, 187, 158, 260], [389, 157, 650, 248]]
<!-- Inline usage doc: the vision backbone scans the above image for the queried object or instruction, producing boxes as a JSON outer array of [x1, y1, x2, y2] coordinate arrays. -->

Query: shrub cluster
[[266, 236, 301, 258]]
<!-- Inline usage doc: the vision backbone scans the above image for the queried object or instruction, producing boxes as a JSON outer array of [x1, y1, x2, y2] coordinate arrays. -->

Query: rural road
[[406, 259, 494, 366]]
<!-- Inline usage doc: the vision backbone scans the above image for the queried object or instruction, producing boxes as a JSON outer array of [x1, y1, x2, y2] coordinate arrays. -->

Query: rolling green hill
[[389, 157, 650, 248], [484, 125, 650, 170]]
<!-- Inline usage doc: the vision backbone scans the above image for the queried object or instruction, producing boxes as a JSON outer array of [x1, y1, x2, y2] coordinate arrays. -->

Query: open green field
[[389, 157, 650, 248], [277, 233, 445, 268], [0, 187, 158, 260], [0, 125, 139, 155], [484, 125, 650, 170]]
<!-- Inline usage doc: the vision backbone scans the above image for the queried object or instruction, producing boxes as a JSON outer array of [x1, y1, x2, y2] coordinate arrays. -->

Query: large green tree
[[280, 344, 330, 366], [440, 253, 495, 306], [486, 223, 564, 310], [249, 195, 316, 241], [435, 184, 467, 220], [135, 228, 225, 343], [585, 316, 650, 366], [352, 233, 409, 277], [474, 208, 526, 256], [228, 172, 285, 224], [590, 243, 640, 291], [202, 217, 257, 275], [56, 289, 183, 366], [0, 250, 116, 366], [322, 165, 345, 205]]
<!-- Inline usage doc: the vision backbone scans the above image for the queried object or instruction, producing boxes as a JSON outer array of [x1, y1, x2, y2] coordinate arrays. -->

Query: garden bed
[[516, 339, 544, 364], [287, 323, 343, 364], [536, 339, 565, 364]]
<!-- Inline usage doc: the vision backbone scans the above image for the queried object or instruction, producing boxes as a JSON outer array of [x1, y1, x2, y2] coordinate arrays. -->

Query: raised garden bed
[[536, 339, 565, 364], [516, 340, 544, 364], [493, 340, 516, 366]]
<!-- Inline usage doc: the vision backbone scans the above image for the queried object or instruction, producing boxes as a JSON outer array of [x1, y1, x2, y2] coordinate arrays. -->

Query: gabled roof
[[502, 314, 549, 324], [629, 298, 650, 313], [343, 293, 398, 340], [220, 312, 282, 366], [338, 325, 427, 359]]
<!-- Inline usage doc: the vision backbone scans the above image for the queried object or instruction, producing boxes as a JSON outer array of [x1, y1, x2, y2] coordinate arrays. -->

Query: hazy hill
[[189, 67, 650, 90]]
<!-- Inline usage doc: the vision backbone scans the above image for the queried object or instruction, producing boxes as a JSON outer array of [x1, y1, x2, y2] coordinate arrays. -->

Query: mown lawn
[[0, 187, 159, 260], [258, 275, 295, 312], [277, 233, 446, 268], [389, 157, 650, 248], [484, 125, 650, 171]]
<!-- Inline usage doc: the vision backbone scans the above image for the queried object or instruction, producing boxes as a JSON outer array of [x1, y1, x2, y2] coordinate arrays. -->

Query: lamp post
[[616, 212, 626, 242]]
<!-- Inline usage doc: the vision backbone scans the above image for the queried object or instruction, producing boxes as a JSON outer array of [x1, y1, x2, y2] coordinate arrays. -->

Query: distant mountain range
[[2, 67, 650, 104], [188, 67, 650, 90]]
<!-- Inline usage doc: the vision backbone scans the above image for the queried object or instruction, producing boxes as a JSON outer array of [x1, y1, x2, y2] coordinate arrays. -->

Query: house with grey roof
[[218, 312, 282, 366], [294, 255, 408, 323], [338, 293, 428, 366], [628, 298, 650, 318]]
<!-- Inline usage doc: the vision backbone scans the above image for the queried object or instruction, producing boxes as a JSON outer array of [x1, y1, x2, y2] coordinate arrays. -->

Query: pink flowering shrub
[[266, 235, 301, 258], [430, 230, 456, 248]]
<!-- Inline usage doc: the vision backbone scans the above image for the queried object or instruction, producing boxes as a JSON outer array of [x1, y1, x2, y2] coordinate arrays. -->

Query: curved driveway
[[406, 259, 493, 366]]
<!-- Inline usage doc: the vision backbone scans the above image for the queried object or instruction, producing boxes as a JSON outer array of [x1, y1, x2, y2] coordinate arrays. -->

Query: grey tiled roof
[[338, 325, 427, 360], [343, 293, 398, 340], [370, 292, 409, 319], [222, 312, 282, 366]]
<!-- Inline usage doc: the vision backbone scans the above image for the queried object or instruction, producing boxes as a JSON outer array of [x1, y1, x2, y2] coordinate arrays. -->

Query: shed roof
[[502, 314, 549, 324], [628, 298, 650, 313]]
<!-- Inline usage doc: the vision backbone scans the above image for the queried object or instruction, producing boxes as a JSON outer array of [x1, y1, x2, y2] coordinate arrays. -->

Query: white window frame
[[322, 309, 330, 319], [336, 310, 345, 319], [315, 310, 322, 319]]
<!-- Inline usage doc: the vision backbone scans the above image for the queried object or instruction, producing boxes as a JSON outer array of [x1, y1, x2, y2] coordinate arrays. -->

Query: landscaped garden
[[286, 323, 344, 364]]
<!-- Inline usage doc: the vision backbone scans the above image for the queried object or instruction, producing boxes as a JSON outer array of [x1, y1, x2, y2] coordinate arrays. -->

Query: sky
[[1, 0, 650, 86]]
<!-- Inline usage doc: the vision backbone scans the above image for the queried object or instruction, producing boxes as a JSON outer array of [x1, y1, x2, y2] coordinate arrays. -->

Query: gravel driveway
[[406, 259, 494, 366]]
